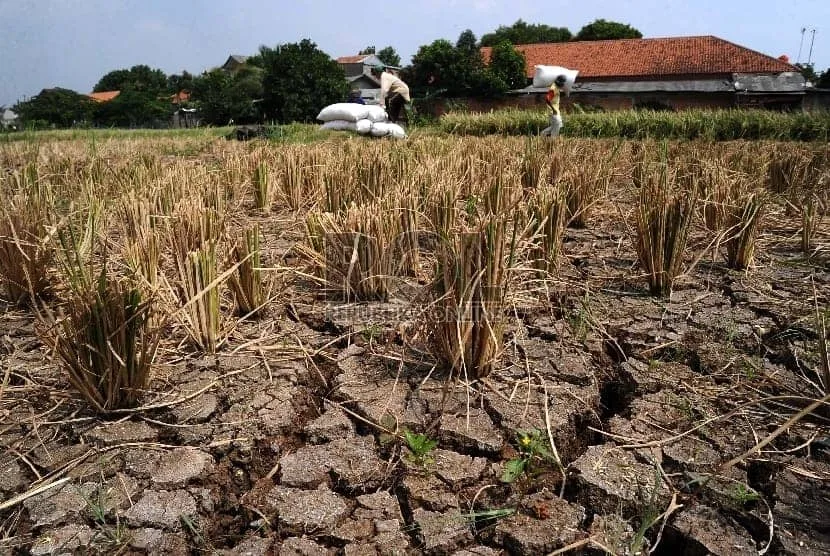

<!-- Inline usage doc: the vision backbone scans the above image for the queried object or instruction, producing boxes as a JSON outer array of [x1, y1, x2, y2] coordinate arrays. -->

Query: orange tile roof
[[88, 90, 120, 102], [171, 90, 191, 104], [482, 36, 797, 79], [337, 55, 371, 64]]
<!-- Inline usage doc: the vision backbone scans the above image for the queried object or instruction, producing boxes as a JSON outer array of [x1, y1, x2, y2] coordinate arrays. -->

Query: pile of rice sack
[[317, 103, 406, 139]]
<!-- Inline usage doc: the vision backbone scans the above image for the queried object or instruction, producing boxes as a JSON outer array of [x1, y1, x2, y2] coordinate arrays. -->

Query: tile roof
[[171, 90, 191, 104], [337, 55, 371, 64], [88, 91, 120, 102], [482, 36, 797, 79]]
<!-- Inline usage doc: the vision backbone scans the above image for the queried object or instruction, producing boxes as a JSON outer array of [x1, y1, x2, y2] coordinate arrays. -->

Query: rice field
[[1, 133, 828, 553], [438, 108, 830, 141]]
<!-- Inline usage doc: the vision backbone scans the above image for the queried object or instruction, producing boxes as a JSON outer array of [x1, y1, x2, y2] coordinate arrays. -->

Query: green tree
[[408, 38, 466, 95], [456, 29, 479, 58], [259, 40, 349, 123], [190, 65, 264, 125], [489, 41, 527, 90], [816, 68, 830, 88], [574, 19, 642, 41], [407, 32, 511, 98], [14, 88, 93, 128], [480, 19, 572, 46], [93, 65, 167, 93], [92, 89, 170, 127], [167, 70, 195, 94], [376, 46, 401, 67]]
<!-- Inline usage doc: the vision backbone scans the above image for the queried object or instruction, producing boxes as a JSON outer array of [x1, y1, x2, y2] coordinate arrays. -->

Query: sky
[[1, 0, 828, 107]]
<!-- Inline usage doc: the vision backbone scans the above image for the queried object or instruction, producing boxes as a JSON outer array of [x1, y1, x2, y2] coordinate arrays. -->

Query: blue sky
[[1, 0, 828, 107]]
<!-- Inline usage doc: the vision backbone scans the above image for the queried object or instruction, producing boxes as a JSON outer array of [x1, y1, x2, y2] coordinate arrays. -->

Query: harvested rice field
[[1, 133, 828, 555]]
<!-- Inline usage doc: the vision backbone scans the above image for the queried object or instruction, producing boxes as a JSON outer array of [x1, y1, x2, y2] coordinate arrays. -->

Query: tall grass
[[229, 224, 266, 317], [303, 202, 401, 302], [633, 154, 697, 296], [724, 192, 767, 270], [45, 271, 160, 411], [0, 173, 54, 303], [438, 109, 830, 142]]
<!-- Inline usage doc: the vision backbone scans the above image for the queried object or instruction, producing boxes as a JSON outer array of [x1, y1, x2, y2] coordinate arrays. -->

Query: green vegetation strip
[[438, 109, 830, 141]]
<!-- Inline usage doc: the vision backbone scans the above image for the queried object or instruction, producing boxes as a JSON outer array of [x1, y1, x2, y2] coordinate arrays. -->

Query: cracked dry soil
[[2, 147, 829, 556]]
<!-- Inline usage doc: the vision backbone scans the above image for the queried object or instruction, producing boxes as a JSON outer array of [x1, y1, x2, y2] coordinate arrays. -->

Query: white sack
[[317, 103, 370, 122], [370, 122, 406, 138], [386, 123, 407, 139], [532, 65, 579, 92], [365, 105, 388, 122], [320, 120, 357, 132], [369, 122, 389, 137], [355, 119, 373, 134]]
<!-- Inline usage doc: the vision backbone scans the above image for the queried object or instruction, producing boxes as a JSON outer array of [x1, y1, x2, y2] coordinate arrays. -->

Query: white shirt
[[380, 72, 410, 105]]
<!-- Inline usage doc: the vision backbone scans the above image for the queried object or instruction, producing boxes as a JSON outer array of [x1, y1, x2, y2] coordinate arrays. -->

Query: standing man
[[372, 65, 410, 124], [541, 75, 567, 137]]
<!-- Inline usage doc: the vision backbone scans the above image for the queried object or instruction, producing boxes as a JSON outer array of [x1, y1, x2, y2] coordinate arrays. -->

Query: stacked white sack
[[532, 66, 579, 92], [355, 119, 372, 134], [369, 122, 406, 139], [317, 103, 370, 122], [365, 105, 388, 122], [320, 120, 357, 131]]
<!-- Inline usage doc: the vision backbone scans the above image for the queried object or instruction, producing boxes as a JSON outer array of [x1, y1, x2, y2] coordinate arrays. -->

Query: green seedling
[[500, 429, 556, 484], [403, 429, 438, 467], [729, 483, 761, 506]]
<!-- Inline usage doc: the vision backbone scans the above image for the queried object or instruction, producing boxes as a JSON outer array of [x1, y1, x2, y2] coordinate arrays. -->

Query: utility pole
[[807, 28, 817, 65], [797, 27, 806, 64]]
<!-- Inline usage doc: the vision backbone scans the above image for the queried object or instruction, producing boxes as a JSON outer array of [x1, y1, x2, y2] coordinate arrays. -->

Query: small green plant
[[729, 483, 761, 506], [360, 323, 385, 346], [403, 429, 438, 467], [500, 429, 558, 484]]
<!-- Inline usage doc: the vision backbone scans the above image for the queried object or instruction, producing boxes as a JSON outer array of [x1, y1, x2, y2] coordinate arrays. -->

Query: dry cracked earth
[[1, 204, 829, 555]]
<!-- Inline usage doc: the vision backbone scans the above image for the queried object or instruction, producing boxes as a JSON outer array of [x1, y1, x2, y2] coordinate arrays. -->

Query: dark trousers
[[386, 93, 406, 124]]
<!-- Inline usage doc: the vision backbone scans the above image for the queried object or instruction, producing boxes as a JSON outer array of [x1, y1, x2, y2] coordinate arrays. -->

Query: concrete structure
[[481, 36, 809, 111], [336, 54, 384, 104]]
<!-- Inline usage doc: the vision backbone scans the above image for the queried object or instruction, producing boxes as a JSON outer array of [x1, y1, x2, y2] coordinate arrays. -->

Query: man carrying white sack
[[371, 65, 410, 124], [541, 74, 567, 138]]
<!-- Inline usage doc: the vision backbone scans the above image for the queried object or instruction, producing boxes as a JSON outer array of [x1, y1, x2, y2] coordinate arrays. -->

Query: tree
[[575, 19, 642, 41], [456, 30, 479, 58], [376, 46, 401, 67], [14, 88, 93, 128], [360, 46, 376, 54], [407, 32, 512, 98], [167, 71, 195, 94], [190, 65, 264, 125], [92, 89, 170, 127], [93, 65, 167, 93], [259, 40, 349, 123], [408, 39, 467, 95], [816, 68, 830, 89], [488, 41, 527, 90], [480, 19, 571, 46]]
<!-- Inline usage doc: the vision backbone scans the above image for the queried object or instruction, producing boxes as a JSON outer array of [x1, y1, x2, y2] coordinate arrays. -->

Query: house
[[1, 106, 18, 129], [481, 36, 808, 111], [222, 55, 249, 73], [336, 54, 384, 104], [88, 91, 120, 103], [171, 90, 191, 104]]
